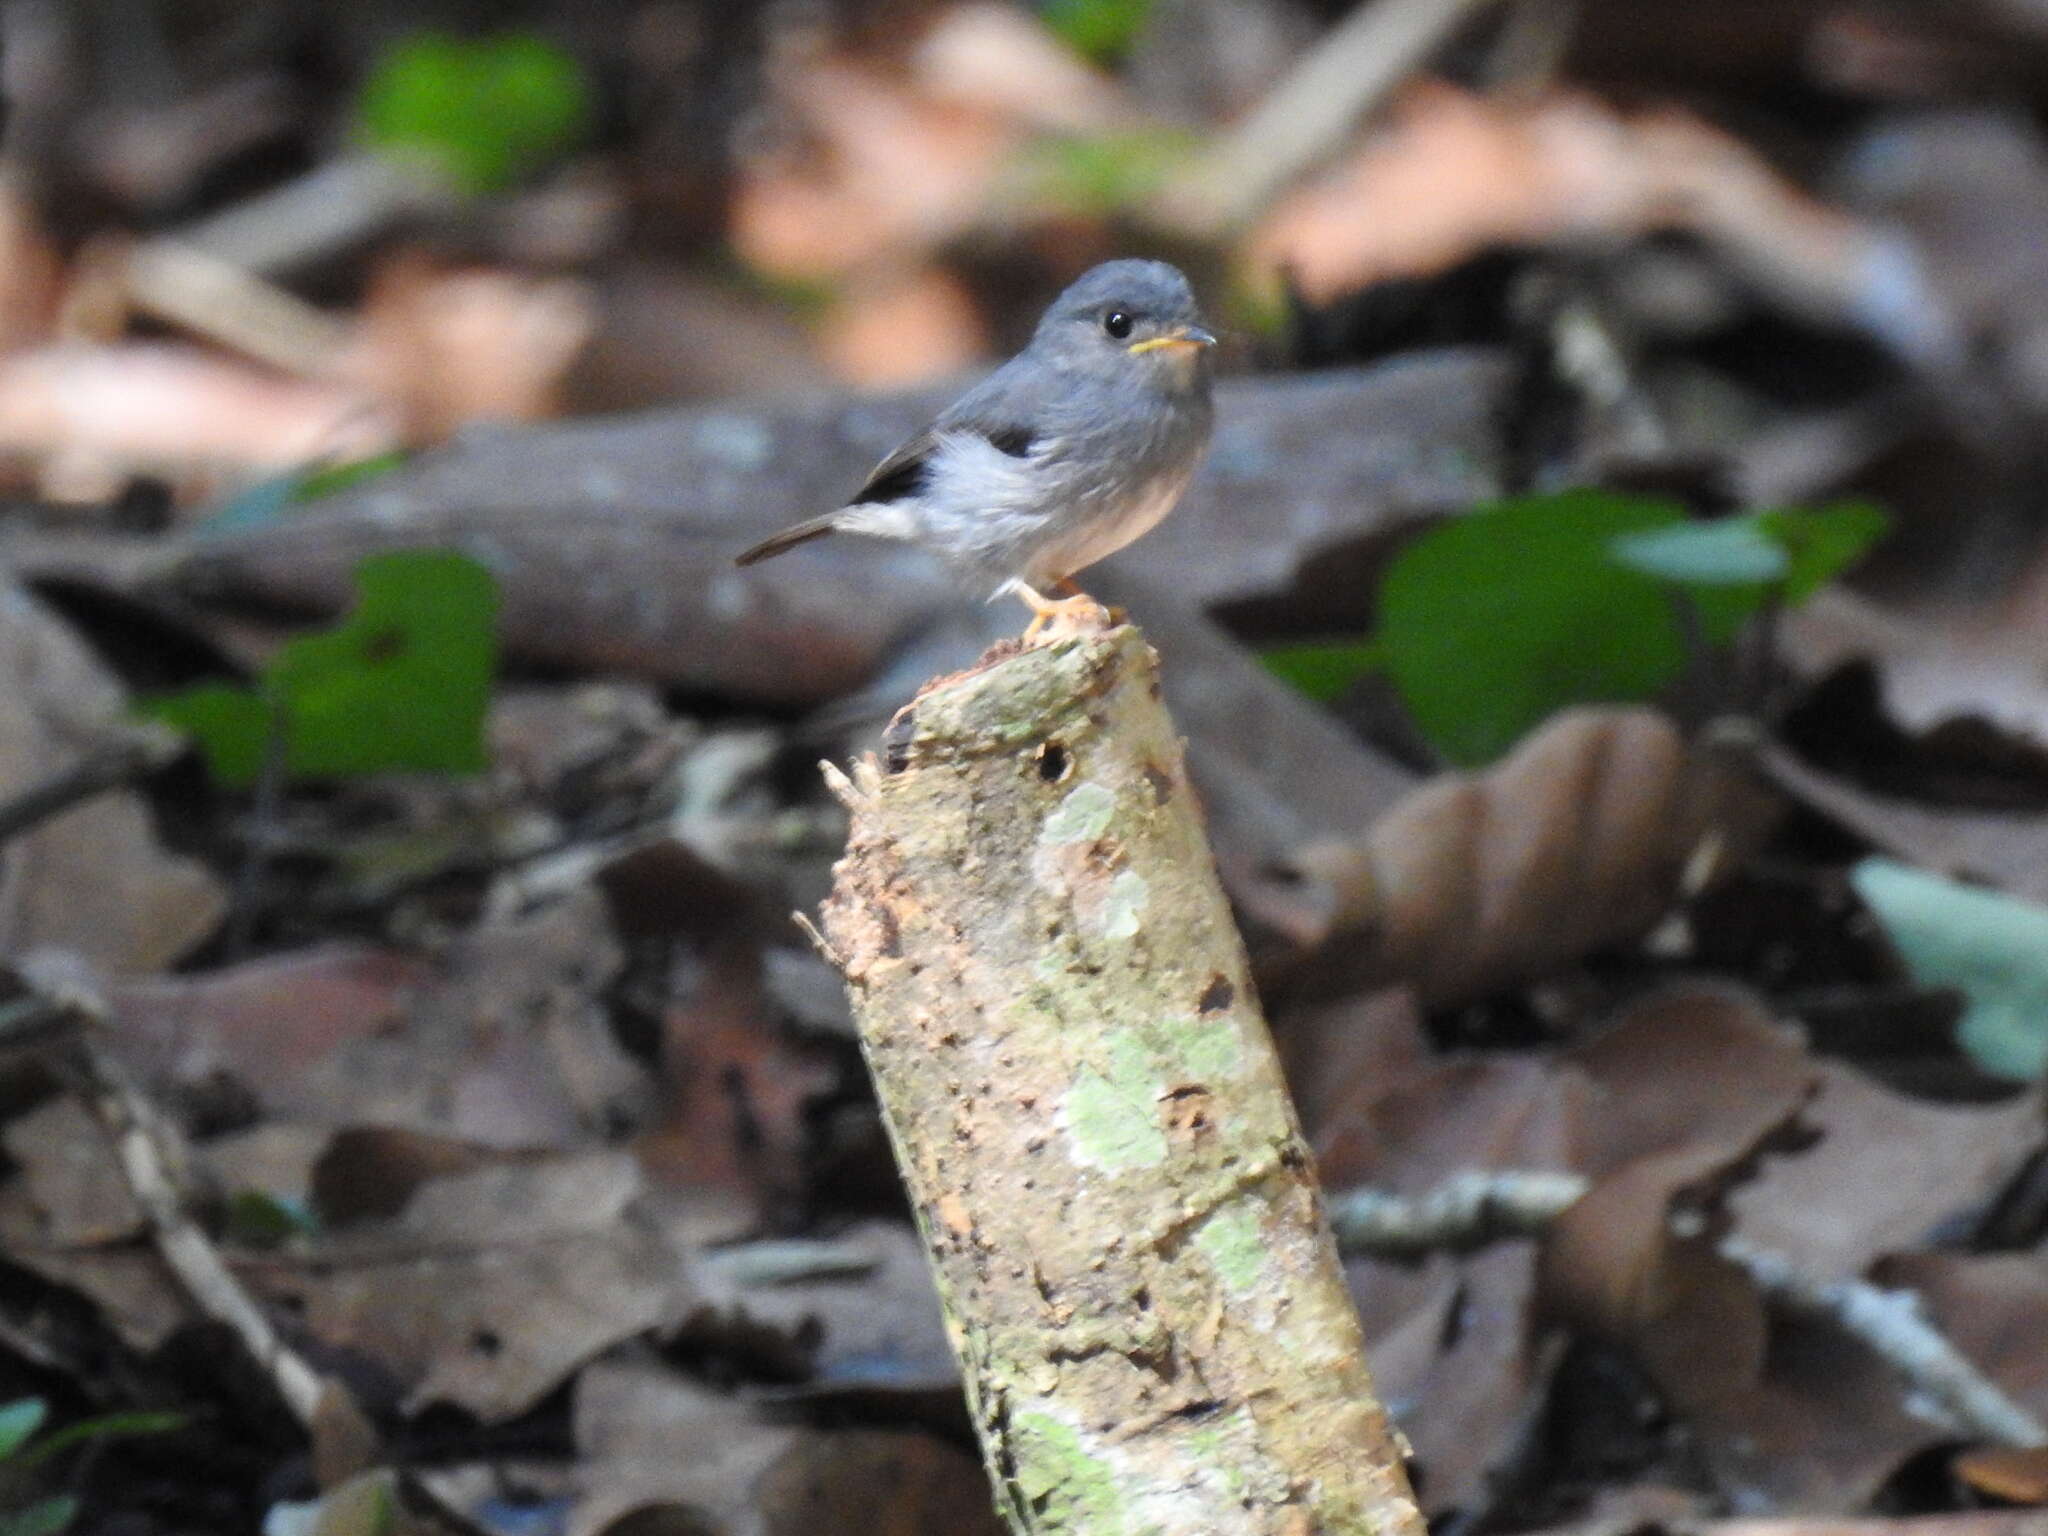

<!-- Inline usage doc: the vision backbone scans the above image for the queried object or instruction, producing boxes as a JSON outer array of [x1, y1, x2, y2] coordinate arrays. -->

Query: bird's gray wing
[[845, 358, 1044, 508]]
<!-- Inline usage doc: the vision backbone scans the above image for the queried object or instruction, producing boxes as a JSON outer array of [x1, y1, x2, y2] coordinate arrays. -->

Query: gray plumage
[[736, 259, 1216, 603]]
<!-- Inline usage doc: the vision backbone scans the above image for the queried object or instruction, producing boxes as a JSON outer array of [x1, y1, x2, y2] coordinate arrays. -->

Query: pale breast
[[1019, 460, 1199, 589]]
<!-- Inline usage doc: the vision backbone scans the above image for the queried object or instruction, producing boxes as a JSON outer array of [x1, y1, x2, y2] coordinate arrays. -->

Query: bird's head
[[1034, 259, 1216, 394]]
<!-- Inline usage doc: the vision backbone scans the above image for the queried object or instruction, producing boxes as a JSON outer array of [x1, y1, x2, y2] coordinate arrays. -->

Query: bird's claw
[[1013, 582, 1115, 644]]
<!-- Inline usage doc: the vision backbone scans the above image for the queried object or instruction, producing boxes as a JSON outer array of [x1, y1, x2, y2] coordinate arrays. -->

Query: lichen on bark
[[820, 625, 1423, 1536]]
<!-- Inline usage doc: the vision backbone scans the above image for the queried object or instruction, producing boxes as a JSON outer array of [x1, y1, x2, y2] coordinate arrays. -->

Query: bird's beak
[[1127, 325, 1218, 356]]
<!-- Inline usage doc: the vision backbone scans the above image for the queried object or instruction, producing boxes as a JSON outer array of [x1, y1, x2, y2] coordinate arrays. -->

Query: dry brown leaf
[[0, 1095, 143, 1246], [1349, 1243, 1548, 1517], [347, 254, 597, 443], [1563, 983, 1816, 1179], [0, 343, 391, 501], [730, 57, 1015, 282], [1538, 987, 1815, 1417], [816, 265, 990, 391], [1540, 1144, 1770, 1413], [572, 1355, 800, 1536], [1273, 985, 1429, 1145], [1285, 707, 1771, 1007], [110, 944, 433, 1105], [0, 1177, 186, 1350], [1761, 740, 2048, 906], [1249, 80, 1879, 316], [0, 578, 225, 971], [111, 891, 652, 1147], [1322, 1052, 1580, 1514], [1730, 1064, 2042, 1280], [1869, 1252, 2048, 1421], [249, 1150, 691, 1421]]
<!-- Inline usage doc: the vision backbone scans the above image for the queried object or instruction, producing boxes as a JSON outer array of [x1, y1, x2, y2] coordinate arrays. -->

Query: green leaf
[[1610, 518, 1790, 586], [1761, 500, 1890, 602], [0, 1400, 46, 1461], [1040, 0, 1154, 62], [269, 550, 499, 779], [291, 453, 408, 505], [141, 683, 275, 787], [0, 1495, 78, 1536], [1375, 490, 1692, 765], [1259, 639, 1383, 703], [357, 32, 591, 194], [143, 550, 500, 788], [1376, 490, 1892, 765], [1850, 858, 2048, 1081]]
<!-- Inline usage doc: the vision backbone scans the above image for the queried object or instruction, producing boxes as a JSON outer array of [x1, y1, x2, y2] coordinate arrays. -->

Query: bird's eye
[[1103, 310, 1133, 340]]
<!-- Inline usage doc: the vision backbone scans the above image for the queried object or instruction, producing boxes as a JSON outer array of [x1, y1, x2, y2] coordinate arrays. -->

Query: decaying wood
[[821, 623, 1423, 1535]]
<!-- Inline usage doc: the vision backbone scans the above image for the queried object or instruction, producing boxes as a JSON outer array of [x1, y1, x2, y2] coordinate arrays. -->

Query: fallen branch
[[1329, 1172, 2048, 1449], [821, 624, 1424, 1534]]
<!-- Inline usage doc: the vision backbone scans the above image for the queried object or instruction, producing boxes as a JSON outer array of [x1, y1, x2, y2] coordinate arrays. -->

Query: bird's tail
[[734, 513, 841, 566]]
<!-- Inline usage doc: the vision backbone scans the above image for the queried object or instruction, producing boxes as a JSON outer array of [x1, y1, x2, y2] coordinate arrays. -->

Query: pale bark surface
[[821, 624, 1423, 1536]]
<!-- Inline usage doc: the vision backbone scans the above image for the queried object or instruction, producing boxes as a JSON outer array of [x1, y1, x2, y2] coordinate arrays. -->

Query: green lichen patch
[[1101, 868, 1149, 938], [1010, 1410, 1134, 1535], [1159, 1010, 1243, 1082], [1042, 781, 1118, 844], [1196, 1204, 1269, 1294], [1063, 1031, 1167, 1170]]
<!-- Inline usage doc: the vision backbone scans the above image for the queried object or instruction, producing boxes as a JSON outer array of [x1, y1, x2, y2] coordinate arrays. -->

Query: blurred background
[[4, 1, 2048, 1533]]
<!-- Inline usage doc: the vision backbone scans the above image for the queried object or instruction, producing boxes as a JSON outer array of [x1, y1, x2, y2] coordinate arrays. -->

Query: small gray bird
[[735, 259, 1216, 639]]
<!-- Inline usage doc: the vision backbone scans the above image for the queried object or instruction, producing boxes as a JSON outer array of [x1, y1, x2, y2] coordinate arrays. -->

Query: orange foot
[[1013, 580, 1114, 644]]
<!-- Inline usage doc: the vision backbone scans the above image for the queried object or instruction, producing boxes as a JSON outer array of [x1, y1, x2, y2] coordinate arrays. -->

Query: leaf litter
[[6, 6, 2048, 1535]]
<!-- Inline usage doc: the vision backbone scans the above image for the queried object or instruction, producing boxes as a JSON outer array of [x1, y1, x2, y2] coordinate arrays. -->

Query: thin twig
[[0, 724, 184, 847], [52, 995, 326, 1428], [1332, 1171, 2048, 1448], [1156, 0, 1501, 236]]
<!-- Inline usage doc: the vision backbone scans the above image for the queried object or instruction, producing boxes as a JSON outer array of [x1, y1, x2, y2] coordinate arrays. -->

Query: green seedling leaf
[[144, 684, 274, 787], [1376, 490, 1691, 765], [0, 1400, 46, 1460], [357, 32, 591, 194], [1370, 491, 1892, 765], [0, 1495, 78, 1536], [1762, 500, 1890, 601], [144, 550, 499, 788], [1040, 0, 1153, 62], [1259, 639, 1385, 703], [1610, 518, 1790, 586], [1850, 858, 2048, 1081], [270, 550, 498, 779]]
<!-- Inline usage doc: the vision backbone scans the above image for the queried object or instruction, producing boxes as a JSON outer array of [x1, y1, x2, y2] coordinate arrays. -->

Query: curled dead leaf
[[1285, 707, 1773, 1006]]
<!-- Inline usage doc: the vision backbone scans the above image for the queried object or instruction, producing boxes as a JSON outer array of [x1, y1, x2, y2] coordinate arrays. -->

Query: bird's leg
[[1012, 580, 1114, 644]]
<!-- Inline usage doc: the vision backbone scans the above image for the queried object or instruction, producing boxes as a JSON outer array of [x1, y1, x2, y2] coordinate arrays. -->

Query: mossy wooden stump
[[820, 624, 1422, 1536]]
